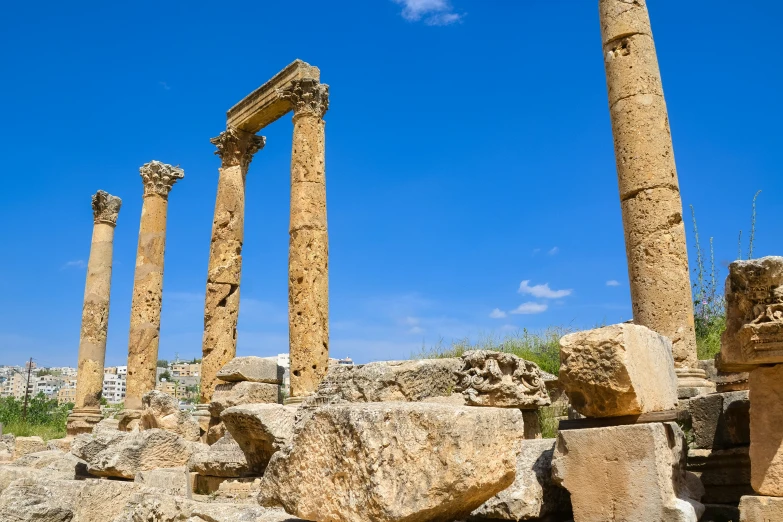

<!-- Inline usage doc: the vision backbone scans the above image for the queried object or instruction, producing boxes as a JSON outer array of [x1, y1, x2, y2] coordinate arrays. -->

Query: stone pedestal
[[200, 128, 265, 404], [67, 191, 121, 436], [676, 367, 716, 398], [124, 161, 183, 410], [599, 0, 701, 387], [280, 78, 330, 400]]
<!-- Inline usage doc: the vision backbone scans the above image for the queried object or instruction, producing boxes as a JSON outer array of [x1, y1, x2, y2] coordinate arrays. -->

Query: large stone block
[[13, 436, 47, 459], [749, 365, 783, 495], [721, 256, 783, 369], [689, 391, 750, 450], [552, 422, 704, 522], [134, 467, 192, 498], [471, 438, 571, 521], [217, 356, 284, 384], [140, 390, 201, 442], [220, 404, 296, 474], [209, 381, 281, 416], [10, 449, 87, 478], [739, 495, 783, 522], [559, 324, 678, 417], [188, 433, 250, 478], [259, 402, 524, 522], [687, 447, 753, 504]]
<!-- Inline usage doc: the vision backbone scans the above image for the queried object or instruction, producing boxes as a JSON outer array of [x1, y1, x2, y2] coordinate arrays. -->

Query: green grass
[[695, 312, 726, 361], [0, 394, 71, 441]]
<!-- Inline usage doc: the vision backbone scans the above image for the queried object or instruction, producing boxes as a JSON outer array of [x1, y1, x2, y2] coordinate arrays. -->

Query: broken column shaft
[[125, 161, 184, 410], [67, 191, 121, 436]]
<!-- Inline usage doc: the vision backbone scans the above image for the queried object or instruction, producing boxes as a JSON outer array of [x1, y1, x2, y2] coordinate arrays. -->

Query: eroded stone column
[[599, 0, 709, 392], [280, 78, 330, 400], [199, 127, 265, 404], [67, 191, 121, 436], [124, 161, 184, 410]]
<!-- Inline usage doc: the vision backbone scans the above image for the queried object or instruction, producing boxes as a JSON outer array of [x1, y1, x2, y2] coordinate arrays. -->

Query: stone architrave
[[199, 128, 265, 404], [720, 257, 783, 370], [278, 77, 330, 401], [67, 191, 121, 436], [125, 161, 184, 411], [599, 0, 709, 392]]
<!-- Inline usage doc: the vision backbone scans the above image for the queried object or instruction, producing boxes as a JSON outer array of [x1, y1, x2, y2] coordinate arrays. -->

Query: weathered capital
[[140, 161, 185, 198], [92, 190, 122, 226], [210, 126, 266, 170], [278, 77, 329, 119]]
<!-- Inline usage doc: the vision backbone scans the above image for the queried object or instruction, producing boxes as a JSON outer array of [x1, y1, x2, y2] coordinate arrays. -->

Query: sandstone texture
[[559, 323, 678, 417], [721, 256, 783, 369], [259, 402, 524, 522], [189, 433, 250, 478], [471, 438, 571, 521], [210, 381, 281, 416], [140, 390, 201, 441], [221, 404, 296, 474], [217, 356, 284, 383], [688, 390, 750, 450], [749, 364, 783, 495], [134, 467, 191, 497], [455, 350, 550, 409], [739, 495, 783, 522], [10, 449, 87, 478], [13, 436, 48, 459], [552, 422, 703, 522]]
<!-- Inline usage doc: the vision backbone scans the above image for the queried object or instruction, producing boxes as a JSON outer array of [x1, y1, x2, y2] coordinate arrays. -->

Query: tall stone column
[[67, 191, 121, 436], [599, 0, 711, 395], [280, 78, 330, 400], [199, 127, 265, 404], [124, 161, 184, 410]]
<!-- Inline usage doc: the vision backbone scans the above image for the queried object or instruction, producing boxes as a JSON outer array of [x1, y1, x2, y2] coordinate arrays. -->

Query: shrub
[[0, 394, 70, 440]]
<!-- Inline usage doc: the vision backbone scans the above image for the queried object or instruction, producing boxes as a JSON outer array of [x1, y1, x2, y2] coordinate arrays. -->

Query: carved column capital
[[139, 161, 185, 198], [92, 190, 122, 226], [210, 126, 266, 170], [278, 78, 329, 119]]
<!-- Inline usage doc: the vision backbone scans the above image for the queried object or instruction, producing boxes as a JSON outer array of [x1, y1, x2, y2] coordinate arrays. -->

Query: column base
[[284, 394, 311, 406], [676, 367, 716, 399], [66, 408, 103, 437]]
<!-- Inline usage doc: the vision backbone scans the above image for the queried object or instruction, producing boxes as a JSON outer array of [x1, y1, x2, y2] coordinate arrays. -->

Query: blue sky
[[0, 0, 780, 368]]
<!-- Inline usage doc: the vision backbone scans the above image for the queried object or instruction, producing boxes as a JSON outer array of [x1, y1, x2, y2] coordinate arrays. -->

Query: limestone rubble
[[221, 404, 296, 474]]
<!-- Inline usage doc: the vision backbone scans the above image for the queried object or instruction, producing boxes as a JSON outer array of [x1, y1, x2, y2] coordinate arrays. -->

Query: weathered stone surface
[[687, 447, 753, 504], [13, 436, 48, 459], [454, 350, 550, 409], [559, 323, 678, 417], [210, 381, 281, 416], [135, 467, 192, 498], [217, 356, 284, 383], [221, 404, 296, 474], [140, 390, 201, 441], [0, 466, 71, 493], [689, 391, 750, 450], [70, 426, 125, 463], [0, 476, 86, 521], [189, 433, 250, 478], [749, 365, 783, 495], [721, 257, 783, 369], [552, 422, 704, 522], [259, 402, 524, 522], [216, 478, 262, 502], [10, 449, 87, 478], [471, 438, 571, 521], [47, 438, 72, 453], [739, 495, 783, 522]]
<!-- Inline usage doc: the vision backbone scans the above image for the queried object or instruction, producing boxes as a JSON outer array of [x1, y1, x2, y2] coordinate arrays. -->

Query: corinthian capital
[[278, 78, 329, 119], [139, 161, 185, 198], [210, 126, 266, 170], [92, 190, 122, 226]]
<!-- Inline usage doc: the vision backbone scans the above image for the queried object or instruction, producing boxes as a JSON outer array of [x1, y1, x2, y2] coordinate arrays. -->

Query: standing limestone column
[[599, 0, 710, 392], [124, 161, 184, 410], [199, 127, 265, 404], [280, 78, 330, 400], [67, 191, 121, 436]]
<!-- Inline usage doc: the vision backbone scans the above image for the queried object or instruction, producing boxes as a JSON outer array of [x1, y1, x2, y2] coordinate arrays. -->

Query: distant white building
[[102, 372, 126, 404]]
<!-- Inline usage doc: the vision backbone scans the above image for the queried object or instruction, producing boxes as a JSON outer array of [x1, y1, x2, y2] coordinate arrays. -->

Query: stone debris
[[217, 356, 284, 383], [134, 467, 192, 498], [471, 438, 572, 521], [10, 449, 87, 477], [559, 323, 678, 417], [738, 495, 783, 521], [13, 436, 48, 460], [454, 350, 550, 409], [259, 402, 524, 522], [552, 422, 704, 522], [221, 404, 296, 474], [210, 381, 281, 417], [140, 390, 201, 442], [0, 435, 14, 462], [47, 437, 73, 453], [188, 432, 250, 478]]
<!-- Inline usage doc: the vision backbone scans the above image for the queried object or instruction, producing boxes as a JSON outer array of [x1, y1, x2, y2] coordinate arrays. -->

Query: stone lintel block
[[217, 356, 284, 384], [689, 391, 750, 450], [739, 495, 783, 522], [721, 257, 783, 368], [227, 59, 320, 133], [749, 364, 783, 495], [559, 323, 678, 417]]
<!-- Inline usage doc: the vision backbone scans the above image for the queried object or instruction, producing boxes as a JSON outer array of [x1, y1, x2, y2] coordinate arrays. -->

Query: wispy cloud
[[61, 260, 86, 270], [548, 247, 559, 256], [392, 0, 464, 25], [159, 81, 171, 91], [518, 280, 572, 299], [489, 308, 507, 319], [509, 302, 548, 315], [606, 280, 621, 287]]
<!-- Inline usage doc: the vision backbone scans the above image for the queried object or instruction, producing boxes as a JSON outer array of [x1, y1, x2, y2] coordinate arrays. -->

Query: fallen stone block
[[739, 495, 783, 522], [217, 356, 284, 384], [188, 432, 250, 477], [135, 467, 192, 498], [140, 390, 201, 442], [210, 381, 281, 416], [13, 436, 48, 460], [559, 323, 678, 417], [46, 438, 72, 453], [70, 426, 126, 463], [749, 365, 783, 495], [221, 404, 296, 474], [10, 449, 87, 478], [259, 402, 524, 522], [454, 350, 550, 408], [0, 465, 71, 493], [552, 422, 704, 522], [687, 447, 753, 504], [471, 438, 571, 521], [689, 390, 750, 450]]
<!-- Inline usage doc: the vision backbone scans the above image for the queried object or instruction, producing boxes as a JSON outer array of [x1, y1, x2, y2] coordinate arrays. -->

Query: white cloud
[[606, 280, 621, 287], [392, 0, 464, 25], [518, 280, 572, 299], [61, 260, 86, 269], [489, 308, 507, 319], [509, 302, 548, 315], [548, 247, 559, 255]]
